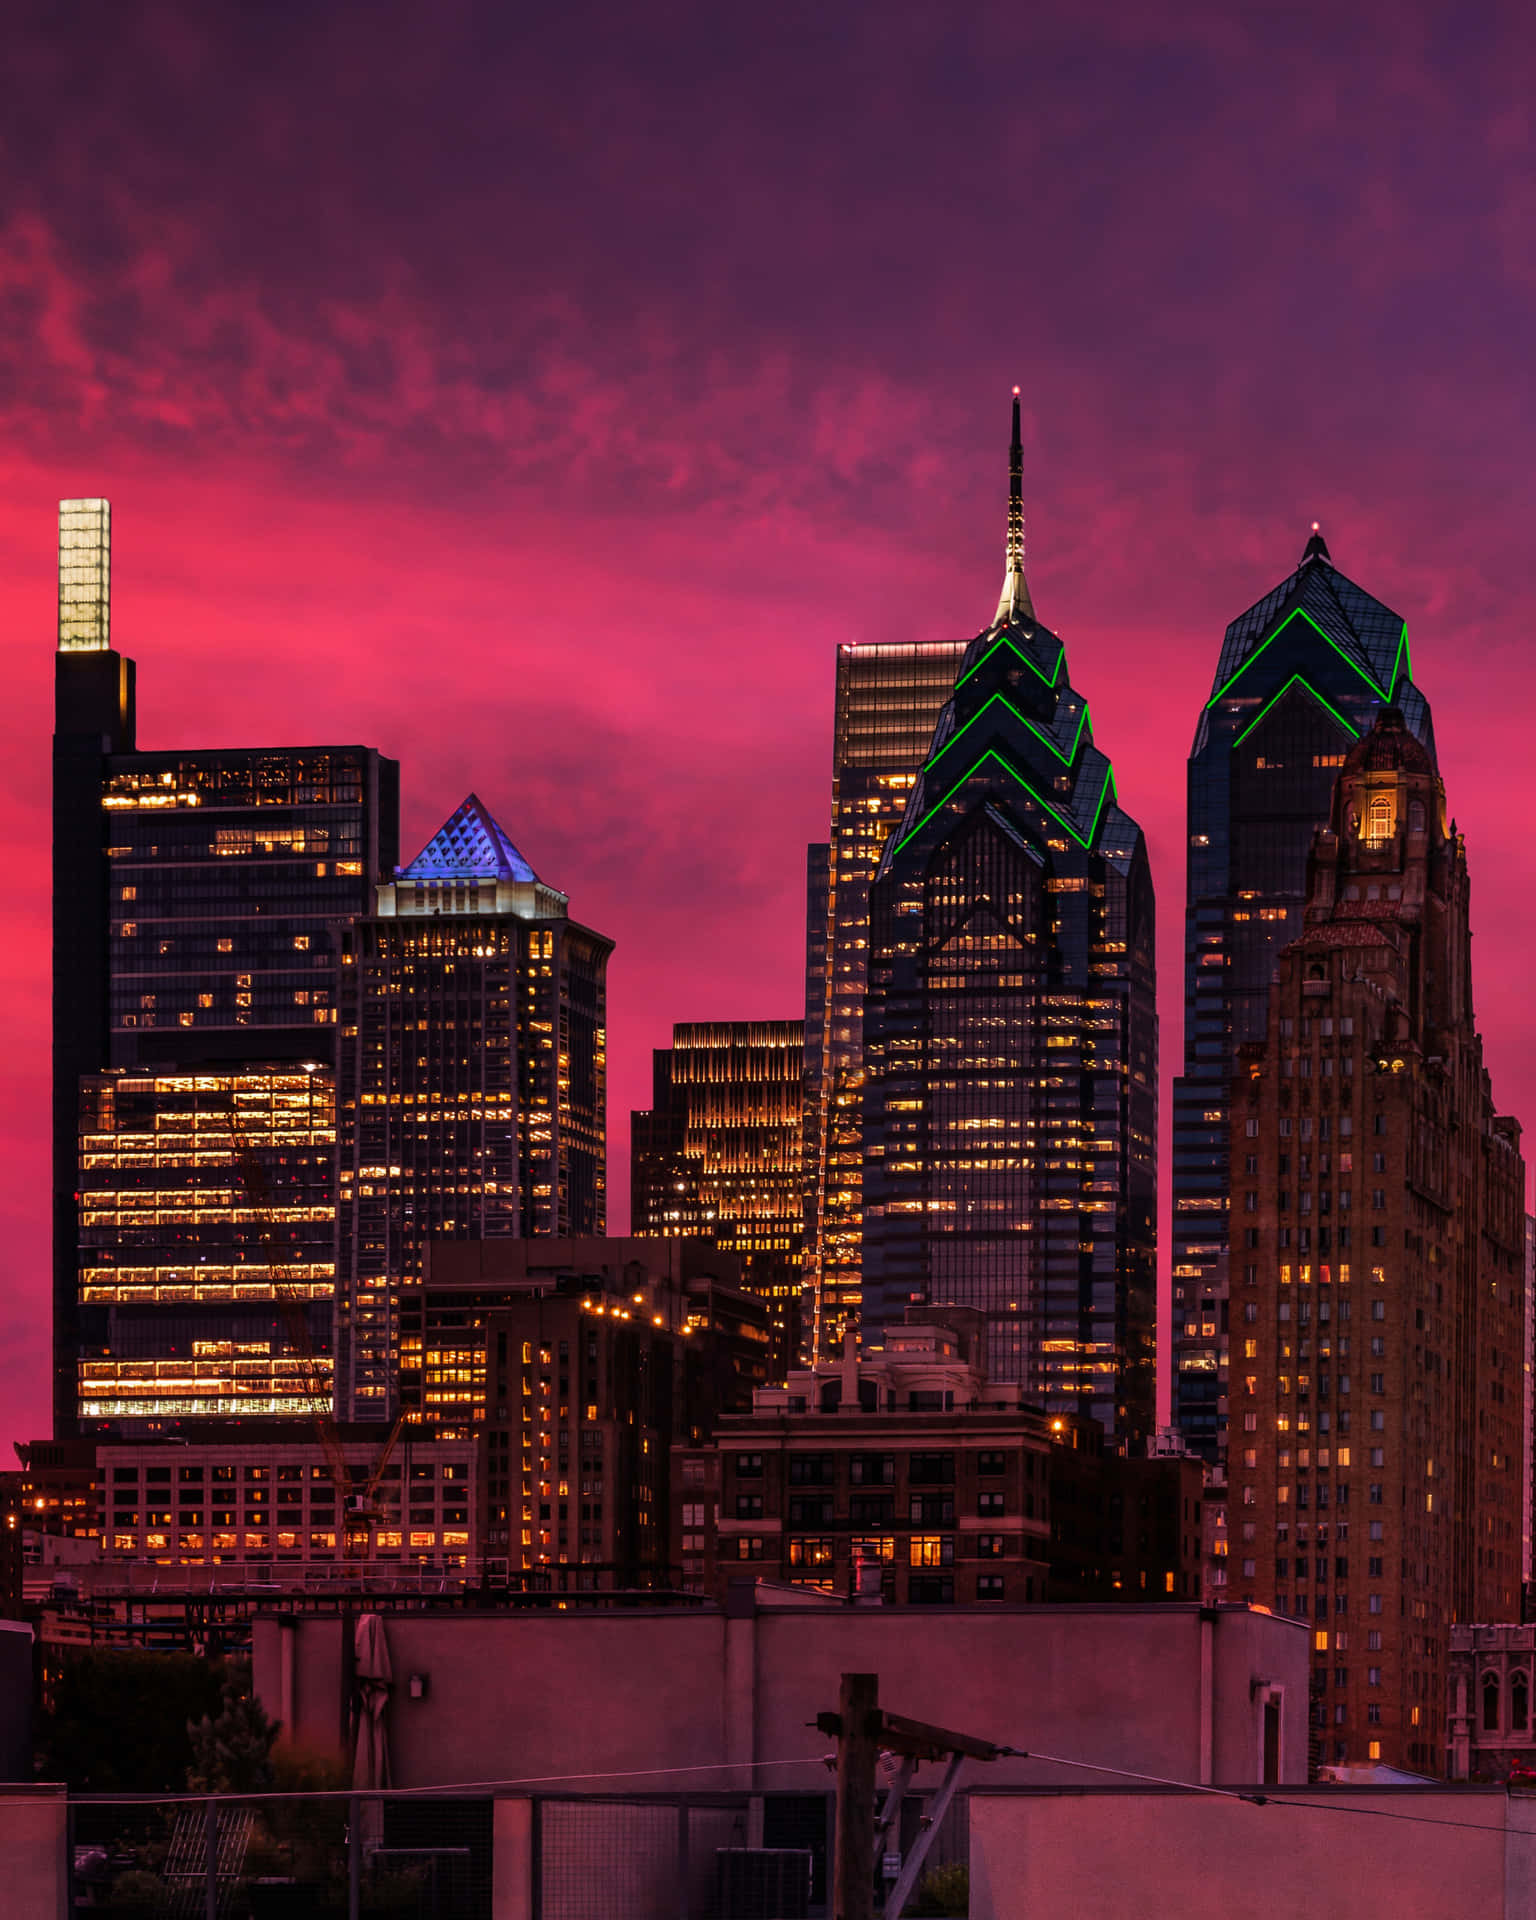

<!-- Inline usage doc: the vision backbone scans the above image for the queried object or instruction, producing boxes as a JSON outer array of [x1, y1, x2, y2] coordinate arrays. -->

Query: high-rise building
[[50, 500, 398, 1434], [76, 1065, 336, 1425], [803, 643, 969, 1365], [631, 1021, 805, 1369], [860, 396, 1156, 1444], [335, 795, 612, 1419], [1231, 710, 1525, 1774], [1172, 532, 1434, 1461]]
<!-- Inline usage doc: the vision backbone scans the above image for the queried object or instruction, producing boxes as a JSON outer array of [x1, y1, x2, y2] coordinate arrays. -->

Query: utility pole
[[831, 1671, 880, 1920], [819, 1674, 1004, 1920]]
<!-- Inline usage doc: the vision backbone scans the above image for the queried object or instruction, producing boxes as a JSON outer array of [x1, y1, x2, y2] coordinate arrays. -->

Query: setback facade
[[1230, 710, 1525, 1774], [336, 795, 611, 1419], [1172, 530, 1434, 1463], [51, 499, 398, 1434], [860, 399, 1156, 1440]]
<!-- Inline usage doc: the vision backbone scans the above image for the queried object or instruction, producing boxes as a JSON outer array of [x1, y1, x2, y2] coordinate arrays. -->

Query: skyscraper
[[1172, 532, 1435, 1461], [803, 640, 969, 1363], [861, 397, 1156, 1443], [77, 1064, 337, 1422], [51, 501, 398, 1434], [631, 1021, 805, 1368], [335, 795, 612, 1419], [1230, 709, 1525, 1774]]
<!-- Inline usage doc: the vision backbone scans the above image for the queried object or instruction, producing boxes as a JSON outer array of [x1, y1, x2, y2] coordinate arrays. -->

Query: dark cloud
[[3, 0, 1535, 1443]]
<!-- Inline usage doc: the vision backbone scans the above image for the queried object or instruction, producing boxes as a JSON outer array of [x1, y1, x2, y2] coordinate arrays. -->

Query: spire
[[993, 387, 1035, 627], [1302, 520, 1331, 565]]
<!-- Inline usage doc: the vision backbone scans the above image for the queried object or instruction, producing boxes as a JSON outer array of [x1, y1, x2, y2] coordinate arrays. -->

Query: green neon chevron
[[1233, 673, 1360, 749], [894, 746, 1116, 856], [957, 630, 1065, 693], [1207, 606, 1391, 709], [927, 689, 1093, 772], [1388, 623, 1411, 699]]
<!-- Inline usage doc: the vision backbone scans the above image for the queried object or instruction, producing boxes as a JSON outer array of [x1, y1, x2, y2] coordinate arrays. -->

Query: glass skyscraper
[[51, 501, 398, 1434], [802, 639, 969, 1363], [335, 794, 612, 1419], [1172, 529, 1435, 1460], [861, 398, 1157, 1444]]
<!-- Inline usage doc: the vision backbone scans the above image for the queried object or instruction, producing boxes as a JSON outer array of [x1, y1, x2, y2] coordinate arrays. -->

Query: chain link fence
[[67, 1784, 967, 1917]]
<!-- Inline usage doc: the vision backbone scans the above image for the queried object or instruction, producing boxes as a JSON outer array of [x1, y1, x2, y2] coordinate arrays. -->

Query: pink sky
[[4, 2, 1536, 1447]]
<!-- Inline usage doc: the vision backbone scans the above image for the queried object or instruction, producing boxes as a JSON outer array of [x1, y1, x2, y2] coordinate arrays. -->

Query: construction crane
[[228, 1118, 405, 1561]]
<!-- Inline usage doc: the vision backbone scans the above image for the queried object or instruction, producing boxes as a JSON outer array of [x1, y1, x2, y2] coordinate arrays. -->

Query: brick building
[[1046, 1419, 1205, 1603], [420, 1238, 771, 1578], [675, 1307, 1054, 1603], [1231, 709, 1526, 1773]]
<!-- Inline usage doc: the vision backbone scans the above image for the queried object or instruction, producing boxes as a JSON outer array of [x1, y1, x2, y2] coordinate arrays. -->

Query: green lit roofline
[[926, 688, 1093, 773], [894, 746, 1116, 857], [1232, 673, 1361, 749], [957, 629, 1065, 694], [1206, 607, 1411, 710]]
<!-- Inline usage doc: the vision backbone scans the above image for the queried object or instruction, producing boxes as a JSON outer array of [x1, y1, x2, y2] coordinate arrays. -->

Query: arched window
[[1364, 793, 1395, 848], [1483, 1672, 1502, 1732], [1408, 799, 1426, 833], [1514, 1671, 1530, 1733]]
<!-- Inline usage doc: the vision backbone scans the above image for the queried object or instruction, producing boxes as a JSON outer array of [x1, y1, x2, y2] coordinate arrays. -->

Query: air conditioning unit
[[715, 1845, 813, 1918]]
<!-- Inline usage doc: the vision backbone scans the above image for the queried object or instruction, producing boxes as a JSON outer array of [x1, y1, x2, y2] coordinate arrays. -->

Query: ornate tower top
[[992, 388, 1035, 629]]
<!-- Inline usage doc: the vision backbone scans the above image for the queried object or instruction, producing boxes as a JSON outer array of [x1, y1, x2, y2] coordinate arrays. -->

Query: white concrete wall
[[969, 1788, 1536, 1920]]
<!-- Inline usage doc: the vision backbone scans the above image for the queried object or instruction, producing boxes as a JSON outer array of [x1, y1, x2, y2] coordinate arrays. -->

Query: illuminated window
[[1363, 794, 1394, 848]]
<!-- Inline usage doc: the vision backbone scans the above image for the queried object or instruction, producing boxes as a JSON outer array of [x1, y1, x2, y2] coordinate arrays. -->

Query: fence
[[64, 1784, 968, 1917]]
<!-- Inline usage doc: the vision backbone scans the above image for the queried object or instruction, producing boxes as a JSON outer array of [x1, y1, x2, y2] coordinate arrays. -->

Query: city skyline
[[7, 6, 1536, 1455]]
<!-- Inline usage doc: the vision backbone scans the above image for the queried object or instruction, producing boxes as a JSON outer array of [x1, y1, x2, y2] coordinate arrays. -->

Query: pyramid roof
[[398, 794, 540, 883]]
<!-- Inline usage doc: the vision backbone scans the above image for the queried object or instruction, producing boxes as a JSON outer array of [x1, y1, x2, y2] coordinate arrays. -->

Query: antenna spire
[[994, 388, 1034, 627]]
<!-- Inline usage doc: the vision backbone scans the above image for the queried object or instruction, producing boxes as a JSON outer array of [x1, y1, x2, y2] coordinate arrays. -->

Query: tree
[[187, 1663, 279, 1793], [39, 1649, 224, 1791]]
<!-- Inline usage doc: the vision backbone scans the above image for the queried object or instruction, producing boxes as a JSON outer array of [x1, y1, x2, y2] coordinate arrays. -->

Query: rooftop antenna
[[993, 388, 1034, 627]]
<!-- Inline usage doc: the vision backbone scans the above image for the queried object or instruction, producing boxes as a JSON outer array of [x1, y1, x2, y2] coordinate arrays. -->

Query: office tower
[[77, 1064, 336, 1422], [631, 1021, 805, 1370], [51, 500, 399, 1433], [860, 396, 1156, 1444], [803, 642, 969, 1364], [1231, 710, 1525, 1774], [1172, 531, 1435, 1461], [336, 795, 612, 1419]]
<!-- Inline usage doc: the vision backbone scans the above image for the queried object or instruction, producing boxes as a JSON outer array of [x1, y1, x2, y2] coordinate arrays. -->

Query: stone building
[[1448, 1623, 1536, 1780], [1230, 709, 1526, 1773]]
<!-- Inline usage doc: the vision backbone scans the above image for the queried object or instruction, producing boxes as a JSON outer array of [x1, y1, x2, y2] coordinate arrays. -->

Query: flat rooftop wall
[[254, 1599, 1310, 1793]]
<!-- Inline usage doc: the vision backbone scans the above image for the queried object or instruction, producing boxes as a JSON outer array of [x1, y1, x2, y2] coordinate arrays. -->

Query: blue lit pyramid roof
[[397, 794, 540, 883]]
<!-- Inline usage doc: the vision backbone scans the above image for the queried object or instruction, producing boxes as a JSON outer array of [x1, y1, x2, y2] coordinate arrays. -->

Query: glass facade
[[861, 414, 1156, 1445], [632, 1021, 805, 1369], [335, 796, 612, 1420], [803, 640, 969, 1363], [1172, 531, 1435, 1461], [103, 748, 397, 1067], [76, 1066, 336, 1424], [50, 500, 401, 1432]]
